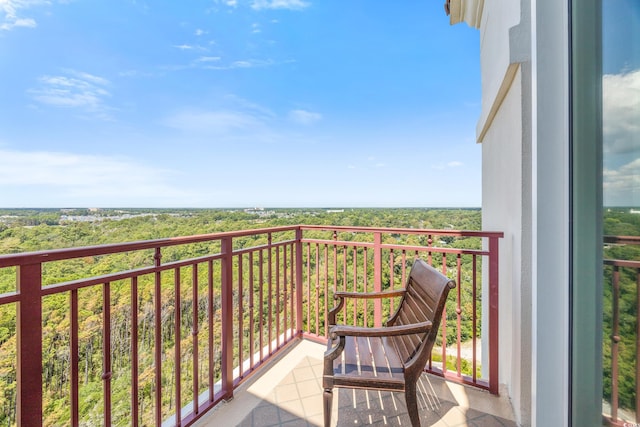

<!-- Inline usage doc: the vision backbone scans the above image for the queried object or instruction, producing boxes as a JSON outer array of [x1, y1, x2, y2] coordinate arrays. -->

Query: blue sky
[[602, 0, 640, 206], [0, 0, 482, 208]]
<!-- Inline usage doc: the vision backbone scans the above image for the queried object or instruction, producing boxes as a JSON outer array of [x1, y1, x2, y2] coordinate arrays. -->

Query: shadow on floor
[[236, 356, 517, 426]]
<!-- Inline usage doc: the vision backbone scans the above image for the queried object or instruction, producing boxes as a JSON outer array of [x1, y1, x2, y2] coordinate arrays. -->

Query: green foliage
[[602, 209, 640, 413]]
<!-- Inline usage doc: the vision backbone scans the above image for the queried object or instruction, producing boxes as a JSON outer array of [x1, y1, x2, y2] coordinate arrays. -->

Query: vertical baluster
[[192, 264, 199, 414], [174, 269, 182, 424], [456, 254, 462, 376], [488, 235, 500, 395], [401, 250, 407, 286], [238, 255, 244, 377], [17, 263, 43, 426], [275, 246, 280, 349], [333, 242, 338, 296], [249, 252, 254, 370], [131, 277, 140, 427], [207, 260, 214, 404], [389, 248, 395, 314], [611, 265, 620, 422], [353, 246, 357, 325], [296, 229, 304, 338], [291, 242, 296, 338], [472, 255, 477, 383], [259, 250, 264, 361], [283, 245, 288, 342], [374, 233, 382, 327], [324, 245, 329, 335], [315, 244, 320, 336], [636, 268, 640, 423], [70, 289, 79, 427], [306, 243, 311, 335], [103, 281, 112, 427], [441, 254, 448, 372], [221, 237, 234, 400], [268, 236, 273, 355], [364, 247, 368, 326], [389, 249, 395, 291], [267, 237, 273, 356], [343, 245, 348, 321], [154, 248, 163, 424]]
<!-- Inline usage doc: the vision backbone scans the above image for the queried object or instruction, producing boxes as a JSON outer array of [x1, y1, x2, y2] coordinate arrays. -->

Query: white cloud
[[196, 57, 293, 71], [251, 22, 261, 33], [196, 56, 221, 63], [604, 157, 640, 206], [0, 149, 200, 206], [224, 93, 275, 118], [288, 109, 322, 125], [251, 0, 310, 10], [174, 44, 195, 50], [0, 16, 35, 30], [1, 0, 42, 31], [0, 0, 71, 31], [432, 161, 464, 170], [194, 28, 206, 36], [228, 58, 275, 69], [28, 70, 114, 119], [603, 69, 640, 155], [163, 110, 263, 134]]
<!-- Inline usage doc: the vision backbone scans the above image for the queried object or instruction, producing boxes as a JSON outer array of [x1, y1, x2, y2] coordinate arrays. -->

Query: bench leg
[[323, 388, 333, 427], [405, 381, 421, 427]]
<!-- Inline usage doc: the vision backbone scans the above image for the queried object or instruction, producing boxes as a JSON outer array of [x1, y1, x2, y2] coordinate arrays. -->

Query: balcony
[[0, 225, 505, 426]]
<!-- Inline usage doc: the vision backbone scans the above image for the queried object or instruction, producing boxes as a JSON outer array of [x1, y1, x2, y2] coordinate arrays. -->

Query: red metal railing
[[603, 235, 640, 426], [297, 225, 502, 393], [0, 225, 502, 426]]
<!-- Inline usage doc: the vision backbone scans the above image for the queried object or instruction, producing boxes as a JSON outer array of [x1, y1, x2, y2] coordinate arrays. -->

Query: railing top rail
[[604, 259, 640, 268], [299, 224, 505, 238], [604, 235, 640, 245], [0, 225, 300, 267], [0, 224, 506, 268]]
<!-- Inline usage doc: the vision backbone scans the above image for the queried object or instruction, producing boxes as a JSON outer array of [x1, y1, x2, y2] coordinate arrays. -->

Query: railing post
[[17, 263, 43, 426], [374, 232, 382, 327], [221, 237, 234, 400], [153, 248, 162, 426], [295, 228, 304, 337], [488, 236, 500, 395]]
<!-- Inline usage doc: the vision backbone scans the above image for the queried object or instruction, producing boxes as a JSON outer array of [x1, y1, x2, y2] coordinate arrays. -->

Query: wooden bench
[[322, 259, 456, 427]]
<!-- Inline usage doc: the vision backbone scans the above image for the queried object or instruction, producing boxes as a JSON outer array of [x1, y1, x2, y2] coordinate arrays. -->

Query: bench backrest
[[388, 259, 456, 367]]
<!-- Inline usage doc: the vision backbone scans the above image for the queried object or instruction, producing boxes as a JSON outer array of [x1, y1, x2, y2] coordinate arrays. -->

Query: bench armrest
[[329, 289, 406, 325], [333, 289, 406, 300], [329, 321, 432, 339]]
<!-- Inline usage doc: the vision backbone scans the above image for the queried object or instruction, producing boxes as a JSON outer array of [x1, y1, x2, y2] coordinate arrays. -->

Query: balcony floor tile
[[194, 340, 518, 427]]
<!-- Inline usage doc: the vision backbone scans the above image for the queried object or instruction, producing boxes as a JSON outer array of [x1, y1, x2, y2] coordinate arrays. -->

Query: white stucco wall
[[476, 1, 533, 425], [477, 0, 521, 140], [462, 0, 571, 424], [481, 68, 531, 426]]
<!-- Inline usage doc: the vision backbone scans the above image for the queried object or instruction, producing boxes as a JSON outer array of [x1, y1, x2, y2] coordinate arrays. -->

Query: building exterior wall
[[477, 0, 522, 141], [481, 67, 532, 427], [477, 0, 533, 425], [455, 0, 571, 424], [530, 0, 571, 425]]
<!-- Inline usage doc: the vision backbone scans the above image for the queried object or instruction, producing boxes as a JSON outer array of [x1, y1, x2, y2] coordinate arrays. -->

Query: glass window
[[601, 0, 640, 424]]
